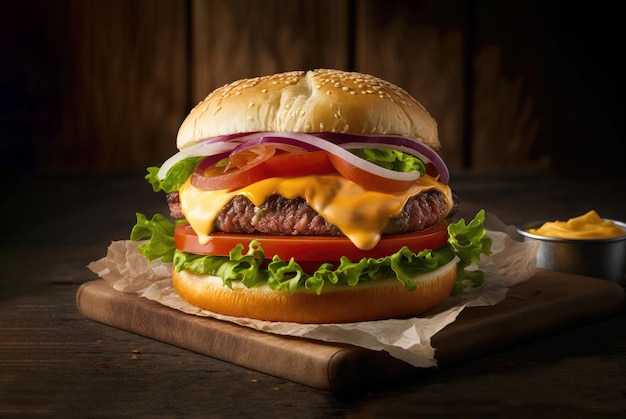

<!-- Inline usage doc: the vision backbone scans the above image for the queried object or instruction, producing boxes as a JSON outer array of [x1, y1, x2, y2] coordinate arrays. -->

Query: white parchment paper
[[87, 213, 538, 368]]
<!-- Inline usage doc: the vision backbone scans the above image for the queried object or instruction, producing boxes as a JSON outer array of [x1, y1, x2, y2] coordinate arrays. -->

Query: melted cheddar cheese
[[179, 174, 453, 250]]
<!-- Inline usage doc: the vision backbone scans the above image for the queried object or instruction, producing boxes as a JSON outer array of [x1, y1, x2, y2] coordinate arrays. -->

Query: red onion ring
[[317, 133, 449, 183], [338, 141, 449, 184], [251, 132, 422, 183], [158, 131, 449, 184], [230, 137, 315, 155], [157, 141, 240, 180]]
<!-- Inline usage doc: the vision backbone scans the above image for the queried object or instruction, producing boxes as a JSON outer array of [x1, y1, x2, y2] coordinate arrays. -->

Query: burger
[[131, 69, 491, 324]]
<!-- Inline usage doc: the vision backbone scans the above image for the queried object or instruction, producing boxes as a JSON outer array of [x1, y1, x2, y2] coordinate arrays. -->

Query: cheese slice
[[179, 174, 452, 251]]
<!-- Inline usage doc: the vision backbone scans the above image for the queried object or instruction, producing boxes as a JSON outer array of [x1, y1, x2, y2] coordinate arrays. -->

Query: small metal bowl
[[517, 219, 626, 285]]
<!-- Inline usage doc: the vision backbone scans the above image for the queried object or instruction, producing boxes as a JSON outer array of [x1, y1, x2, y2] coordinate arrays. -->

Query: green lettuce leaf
[[169, 240, 456, 295], [350, 149, 426, 175], [145, 156, 205, 193], [130, 210, 491, 295], [129, 213, 177, 263], [448, 209, 493, 294]]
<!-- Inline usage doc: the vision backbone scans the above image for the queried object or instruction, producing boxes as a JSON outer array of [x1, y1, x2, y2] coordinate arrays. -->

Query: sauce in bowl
[[527, 210, 626, 240]]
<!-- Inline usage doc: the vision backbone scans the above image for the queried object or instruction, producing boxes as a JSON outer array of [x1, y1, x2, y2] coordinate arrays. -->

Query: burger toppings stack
[[131, 69, 491, 323]]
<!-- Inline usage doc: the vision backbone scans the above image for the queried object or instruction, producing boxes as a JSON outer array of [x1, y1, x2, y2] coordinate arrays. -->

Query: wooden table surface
[[1, 171, 625, 417]]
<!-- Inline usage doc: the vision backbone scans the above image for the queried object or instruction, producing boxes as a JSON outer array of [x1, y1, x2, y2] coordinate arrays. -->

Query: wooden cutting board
[[76, 269, 624, 393]]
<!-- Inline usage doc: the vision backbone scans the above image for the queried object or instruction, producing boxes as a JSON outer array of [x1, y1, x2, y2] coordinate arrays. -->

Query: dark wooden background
[[1, 0, 623, 176]]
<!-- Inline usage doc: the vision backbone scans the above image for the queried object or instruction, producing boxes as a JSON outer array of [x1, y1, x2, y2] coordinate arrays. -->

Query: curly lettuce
[[145, 156, 205, 194], [130, 210, 491, 295], [350, 148, 426, 175]]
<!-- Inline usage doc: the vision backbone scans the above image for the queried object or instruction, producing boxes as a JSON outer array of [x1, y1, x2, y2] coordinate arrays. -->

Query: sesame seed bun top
[[177, 69, 440, 150]]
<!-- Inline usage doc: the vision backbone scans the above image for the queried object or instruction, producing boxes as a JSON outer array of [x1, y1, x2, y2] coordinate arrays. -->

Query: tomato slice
[[191, 145, 276, 191], [189, 142, 419, 193], [326, 153, 416, 193], [175, 222, 449, 268], [263, 150, 335, 177], [191, 147, 337, 191]]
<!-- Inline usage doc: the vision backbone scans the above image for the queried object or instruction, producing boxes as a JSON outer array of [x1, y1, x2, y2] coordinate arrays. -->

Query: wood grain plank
[[470, 2, 546, 171], [354, 0, 466, 169], [47, 0, 187, 172], [75, 271, 624, 392], [190, 0, 350, 102]]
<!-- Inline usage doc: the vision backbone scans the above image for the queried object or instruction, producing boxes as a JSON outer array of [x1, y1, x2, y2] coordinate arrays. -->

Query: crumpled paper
[[87, 212, 538, 368]]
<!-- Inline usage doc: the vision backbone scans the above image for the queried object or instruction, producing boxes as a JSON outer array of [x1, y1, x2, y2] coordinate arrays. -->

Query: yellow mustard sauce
[[528, 210, 626, 239]]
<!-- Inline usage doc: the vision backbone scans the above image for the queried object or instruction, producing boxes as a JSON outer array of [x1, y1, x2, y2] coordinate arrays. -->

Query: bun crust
[[171, 260, 457, 324], [177, 69, 439, 151]]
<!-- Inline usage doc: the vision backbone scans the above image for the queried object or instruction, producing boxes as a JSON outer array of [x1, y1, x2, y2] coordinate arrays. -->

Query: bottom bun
[[172, 260, 457, 324]]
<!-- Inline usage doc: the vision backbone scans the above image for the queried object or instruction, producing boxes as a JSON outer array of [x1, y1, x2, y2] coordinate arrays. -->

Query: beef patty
[[167, 190, 456, 236]]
